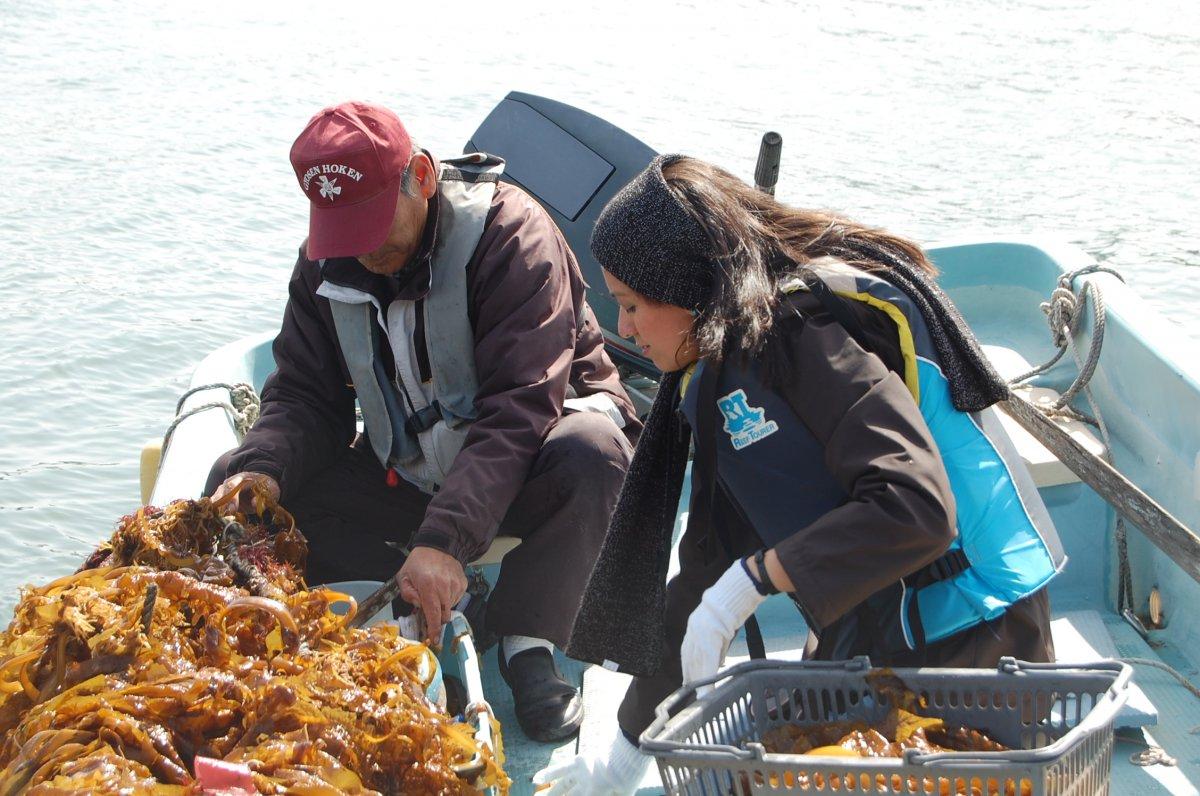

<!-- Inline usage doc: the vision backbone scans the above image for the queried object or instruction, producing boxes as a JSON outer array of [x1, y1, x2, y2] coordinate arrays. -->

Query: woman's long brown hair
[[660, 156, 936, 375]]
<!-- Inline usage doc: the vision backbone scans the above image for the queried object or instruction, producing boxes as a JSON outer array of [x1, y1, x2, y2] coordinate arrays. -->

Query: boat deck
[[489, 602, 1200, 795], [1104, 615, 1200, 795]]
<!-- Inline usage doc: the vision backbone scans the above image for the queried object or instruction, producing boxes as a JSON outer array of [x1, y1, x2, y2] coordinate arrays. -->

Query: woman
[[536, 155, 1062, 794]]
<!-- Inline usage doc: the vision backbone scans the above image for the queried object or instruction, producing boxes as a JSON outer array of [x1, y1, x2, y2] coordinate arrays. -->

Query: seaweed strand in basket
[[756, 669, 1029, 796]]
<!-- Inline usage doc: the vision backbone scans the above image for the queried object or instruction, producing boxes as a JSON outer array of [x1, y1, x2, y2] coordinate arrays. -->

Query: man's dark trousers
[[206, 410, 633, 647]]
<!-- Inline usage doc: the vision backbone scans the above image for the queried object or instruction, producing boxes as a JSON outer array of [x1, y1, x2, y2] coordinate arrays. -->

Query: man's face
[[356, 192, 427, 275], [356, 154, 436, 276]]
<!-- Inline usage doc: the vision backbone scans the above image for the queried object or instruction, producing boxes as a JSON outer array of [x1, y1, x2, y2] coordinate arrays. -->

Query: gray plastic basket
[[641, 657, 1131, 796]]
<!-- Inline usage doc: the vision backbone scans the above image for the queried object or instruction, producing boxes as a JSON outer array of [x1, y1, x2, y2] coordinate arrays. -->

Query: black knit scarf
[[833, 240, 1008, 413], [565, 369, 689, 676]]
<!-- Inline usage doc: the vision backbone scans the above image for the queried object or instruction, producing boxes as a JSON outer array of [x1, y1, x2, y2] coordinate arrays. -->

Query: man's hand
[[210, 472, 280, 515], [395, 547, 467, 645]]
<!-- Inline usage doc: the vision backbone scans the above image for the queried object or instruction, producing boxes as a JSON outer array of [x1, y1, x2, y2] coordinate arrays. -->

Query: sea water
[[0, 0, 1197, 615]]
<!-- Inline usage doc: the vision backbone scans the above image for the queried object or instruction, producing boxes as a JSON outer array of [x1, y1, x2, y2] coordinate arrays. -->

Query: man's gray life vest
[[315, 154, 503, 494]]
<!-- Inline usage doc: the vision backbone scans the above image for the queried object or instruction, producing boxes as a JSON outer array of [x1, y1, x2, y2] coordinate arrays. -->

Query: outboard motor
[[466, 93, 658, 377]]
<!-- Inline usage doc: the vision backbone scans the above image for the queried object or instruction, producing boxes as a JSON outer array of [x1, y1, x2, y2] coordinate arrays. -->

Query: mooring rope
[[1040, 273, 1127, 611], [160, 382, 261, 458], [1118, 657, 1200, 703], [1009, 264, 1125, 427], [1006, 265, 1141, 616]]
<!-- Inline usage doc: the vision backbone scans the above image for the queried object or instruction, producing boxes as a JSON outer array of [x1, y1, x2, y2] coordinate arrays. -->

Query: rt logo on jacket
[[718, 390, 779, 450]]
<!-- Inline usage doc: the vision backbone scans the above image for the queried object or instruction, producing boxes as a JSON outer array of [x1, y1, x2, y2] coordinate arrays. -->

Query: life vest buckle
[[405, 402, 443, 435], [922, 548, 971, 583]]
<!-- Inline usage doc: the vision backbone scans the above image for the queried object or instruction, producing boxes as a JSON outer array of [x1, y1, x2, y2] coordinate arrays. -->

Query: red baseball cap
[[290, 101, 414, 261]]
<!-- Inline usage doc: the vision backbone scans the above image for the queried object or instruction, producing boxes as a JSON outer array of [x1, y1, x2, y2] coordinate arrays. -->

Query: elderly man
[[206, 101, 639, 742]]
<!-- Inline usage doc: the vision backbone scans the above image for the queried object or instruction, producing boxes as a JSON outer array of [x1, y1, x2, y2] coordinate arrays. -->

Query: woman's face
[[603, 271, 699, 372]]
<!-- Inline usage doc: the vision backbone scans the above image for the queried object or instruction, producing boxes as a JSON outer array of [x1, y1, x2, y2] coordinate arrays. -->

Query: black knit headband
[[590, 154, 716, 310]]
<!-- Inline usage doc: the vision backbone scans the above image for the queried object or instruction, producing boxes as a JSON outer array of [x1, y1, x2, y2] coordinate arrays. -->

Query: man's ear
[[412, 153, 438, 200]]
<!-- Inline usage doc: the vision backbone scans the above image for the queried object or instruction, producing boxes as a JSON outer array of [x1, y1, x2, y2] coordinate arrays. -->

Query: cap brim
[[305, 176, 402, 261]]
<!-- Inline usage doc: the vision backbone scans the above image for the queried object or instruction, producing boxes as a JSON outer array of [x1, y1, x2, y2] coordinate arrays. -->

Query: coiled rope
[[1009, 264, 1125, 429], [160, 382, 261, 457]]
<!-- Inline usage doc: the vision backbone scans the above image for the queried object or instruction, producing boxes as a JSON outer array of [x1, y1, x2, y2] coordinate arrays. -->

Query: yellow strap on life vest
[[783, 280, 922, 403], [678, 361, 698, 399], [833, 290, 921, 403]]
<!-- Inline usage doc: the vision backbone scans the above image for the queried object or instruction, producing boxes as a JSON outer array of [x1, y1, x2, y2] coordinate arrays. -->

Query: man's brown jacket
[[225, 181, 640, 564]]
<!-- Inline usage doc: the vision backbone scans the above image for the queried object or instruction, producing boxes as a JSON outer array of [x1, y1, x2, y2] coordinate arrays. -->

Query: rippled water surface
[[1, 0, 1197, 615]]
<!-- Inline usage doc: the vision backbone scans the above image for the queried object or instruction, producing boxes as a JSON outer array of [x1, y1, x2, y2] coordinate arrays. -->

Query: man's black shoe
[[498, 646, 583, 743]]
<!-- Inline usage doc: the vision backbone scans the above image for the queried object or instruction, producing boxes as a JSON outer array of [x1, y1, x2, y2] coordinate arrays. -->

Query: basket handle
[[905, 660, 1132, 766], [639, 657, 872, 757], [995, 656, 1133, 684], [639, 670, 751, 757]]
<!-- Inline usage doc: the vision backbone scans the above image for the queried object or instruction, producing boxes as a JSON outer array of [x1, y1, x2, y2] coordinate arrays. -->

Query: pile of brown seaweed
[[0, 485, 508, 794]]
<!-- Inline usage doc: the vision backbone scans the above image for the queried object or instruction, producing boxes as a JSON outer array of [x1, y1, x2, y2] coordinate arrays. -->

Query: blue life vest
[[680, 260, 1066, 650]]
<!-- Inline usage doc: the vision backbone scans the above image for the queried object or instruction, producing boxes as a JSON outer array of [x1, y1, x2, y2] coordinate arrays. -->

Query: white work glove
[[681, 560, 767, 696], [532, 731, 650, 795]]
